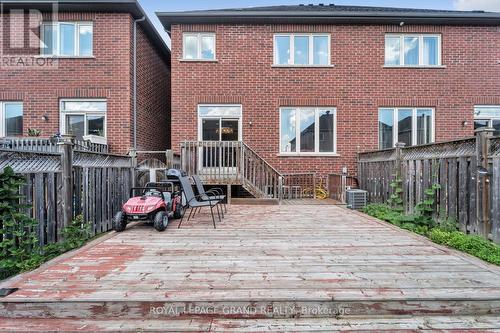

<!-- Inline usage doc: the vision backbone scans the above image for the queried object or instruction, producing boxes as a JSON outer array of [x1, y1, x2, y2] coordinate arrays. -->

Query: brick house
[[0, 0, 171, 154], [157, 4, 500, 198]]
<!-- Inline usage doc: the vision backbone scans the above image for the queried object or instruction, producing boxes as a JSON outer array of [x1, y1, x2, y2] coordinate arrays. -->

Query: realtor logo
[[0, 1, 59, 69]]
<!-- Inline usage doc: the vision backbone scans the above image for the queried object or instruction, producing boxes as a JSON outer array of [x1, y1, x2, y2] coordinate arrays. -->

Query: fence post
[[475, 127, 494, 239], [58, 135, 74, 235]]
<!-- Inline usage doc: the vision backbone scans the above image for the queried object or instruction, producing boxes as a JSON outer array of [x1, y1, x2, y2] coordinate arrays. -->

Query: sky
[[139, 0, 500, 46]]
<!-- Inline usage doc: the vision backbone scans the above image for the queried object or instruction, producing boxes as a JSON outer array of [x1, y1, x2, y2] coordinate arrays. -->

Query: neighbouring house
[[157, 4, 500, 198], [0, 0, 171, 154]]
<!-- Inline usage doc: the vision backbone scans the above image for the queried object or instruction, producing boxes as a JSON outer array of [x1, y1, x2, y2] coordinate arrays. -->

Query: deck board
[[1, 204, 500, 329]]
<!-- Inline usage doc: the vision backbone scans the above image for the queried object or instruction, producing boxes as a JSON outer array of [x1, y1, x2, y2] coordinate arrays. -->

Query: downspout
[[133, 16, 146, 150]]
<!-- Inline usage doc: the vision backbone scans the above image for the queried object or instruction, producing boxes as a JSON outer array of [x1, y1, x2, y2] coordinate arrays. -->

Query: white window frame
[[279, 107, 337, 155], [40, 21, 93, 57], [385, 34, 442, 67], [197, 104, 243, 141], [59, 99, 107, 139], [182, 33, 216, 60], [273, 33, 331, 66], [474, 105, 500, 127], [378, 107, 435, 149], [0, 101, 23, 137]]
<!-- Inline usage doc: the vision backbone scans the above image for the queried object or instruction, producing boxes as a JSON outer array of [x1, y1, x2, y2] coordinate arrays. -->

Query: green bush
[[0, 166, 94, 279], [429, 229, 500, 265]]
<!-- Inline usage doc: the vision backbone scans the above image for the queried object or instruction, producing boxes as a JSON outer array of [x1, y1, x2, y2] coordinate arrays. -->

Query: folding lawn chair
[[192, 174, 227, 215]]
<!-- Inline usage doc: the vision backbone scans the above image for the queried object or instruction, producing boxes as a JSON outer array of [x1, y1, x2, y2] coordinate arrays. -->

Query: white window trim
[[384, 34, 442, 67], [40, 21, 93, 57], [0, 101, 23, 137], [474, 105, 500, 124], [197, 104, 243, 141], [59, 99, 107, 139], [378, 107, 435, 149], [279, 107, 337, 156], [273, 33, 332, 67], [182, 33, 216, 61]]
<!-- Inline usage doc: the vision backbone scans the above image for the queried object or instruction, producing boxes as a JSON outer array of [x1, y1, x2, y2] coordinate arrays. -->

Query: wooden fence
[[1, 136, 132, 246], [358, 128, 500, 242], [328, 174, 359, 202]]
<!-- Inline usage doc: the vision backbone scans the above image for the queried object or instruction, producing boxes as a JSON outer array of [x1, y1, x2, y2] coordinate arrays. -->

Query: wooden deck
[[1, 204, 500, 331]]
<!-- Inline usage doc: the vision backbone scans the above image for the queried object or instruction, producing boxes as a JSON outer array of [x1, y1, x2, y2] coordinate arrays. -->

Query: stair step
[[0, 316, 499, 332], [1, 297, 499, 319]]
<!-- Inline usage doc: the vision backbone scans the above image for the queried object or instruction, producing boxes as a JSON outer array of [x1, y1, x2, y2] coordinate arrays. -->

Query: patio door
[[198, 105, 242, 171]]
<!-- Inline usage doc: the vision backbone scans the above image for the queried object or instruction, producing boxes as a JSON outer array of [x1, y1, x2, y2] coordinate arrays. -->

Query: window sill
[[383, 65, 446, 69], [278, 153, 340, 157], [36, 55, 95, 59], [179, 59, 218, 63], [272, 64, 335, 68]]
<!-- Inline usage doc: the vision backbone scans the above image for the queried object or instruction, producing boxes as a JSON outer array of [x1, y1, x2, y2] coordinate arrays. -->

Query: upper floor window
[[0, 102, 23, 137], [183, 33, 215, 60], [41, 22, 93, 57], [274, 34, 330, 66], [60, 99, 106, 141], [474, 106, 500, 136], [385, 34, 441, 67], [379, 108, 434, 149], [280, 107, 336, 154]]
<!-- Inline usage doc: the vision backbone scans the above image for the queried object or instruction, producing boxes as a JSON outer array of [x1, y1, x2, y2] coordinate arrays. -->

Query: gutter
[[133, 16, 146, 150]]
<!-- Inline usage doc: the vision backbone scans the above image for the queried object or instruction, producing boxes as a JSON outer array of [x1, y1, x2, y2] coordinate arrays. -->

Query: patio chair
[[192, 174, 227, 215], [178, 176, 221, 229]]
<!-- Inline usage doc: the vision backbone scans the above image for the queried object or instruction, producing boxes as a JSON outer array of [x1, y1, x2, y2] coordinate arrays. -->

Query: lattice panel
[[0, 150, 61, 173]]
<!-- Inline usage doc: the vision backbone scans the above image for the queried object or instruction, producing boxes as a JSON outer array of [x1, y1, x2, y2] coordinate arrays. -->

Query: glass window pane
[[184, 35, 198, 59], [221, 119, 239, 141], [492, 120, 500, 136], [198, 106, 241, 118], [66, 115, 85, 140], [202, 119, 220, 141], [201, 35, 215, 60], [5, 103, 23, 136], [474, 119, 489, 131], [60, 23, 76, 56], [417, 109, 433, 145], [385, 36, 400, 66], [300, 109, 315, 152], [79, 24, 93, 56], [62, 101, 106, 112], [42, 25, 56, 55], [87, 115, 104, 137], [275, 36, 290, 65], [319, 109, 334, 152], [313, 36, 329, 65], [398, 109, 413, 147], [379, 109, 394, 149], [294, 36, 309, 65], [404, 37, 419, 65], [423, 37, 438, 66], [280, 108, 296, 152], [474, 106, 500, 118]]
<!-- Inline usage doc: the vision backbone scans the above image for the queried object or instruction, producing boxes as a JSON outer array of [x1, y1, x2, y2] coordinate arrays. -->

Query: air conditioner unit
[[346, 189, 368, 210]]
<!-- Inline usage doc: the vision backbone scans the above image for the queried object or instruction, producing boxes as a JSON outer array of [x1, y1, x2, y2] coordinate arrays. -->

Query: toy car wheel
[[174, 204, 185, 219], [154, 211, 168, 232], [113, 211, 127, 232]]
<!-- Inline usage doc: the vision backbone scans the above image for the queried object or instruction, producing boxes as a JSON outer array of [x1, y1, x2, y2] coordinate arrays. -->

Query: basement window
[[183, 33, 216, 60], [41, 22, 93, 57]]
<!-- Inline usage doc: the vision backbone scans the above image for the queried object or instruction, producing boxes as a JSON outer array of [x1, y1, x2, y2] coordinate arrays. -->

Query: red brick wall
[[0, 11, 171, 155], [170, 23, 500, 176], [135, 25, 171, 151]]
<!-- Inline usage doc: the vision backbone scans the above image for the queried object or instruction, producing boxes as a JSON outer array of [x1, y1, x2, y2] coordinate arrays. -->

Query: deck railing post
[[278, 176, 284, 203], [475, 127, 494, 239], [58, 135, 75, 238]]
